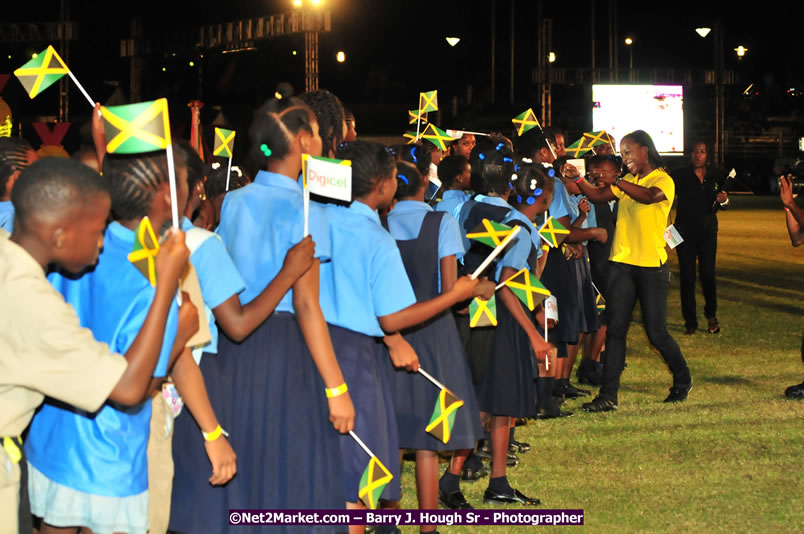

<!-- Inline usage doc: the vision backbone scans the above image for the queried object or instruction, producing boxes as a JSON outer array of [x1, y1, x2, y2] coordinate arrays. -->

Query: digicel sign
[[303, 154, 352, 202]]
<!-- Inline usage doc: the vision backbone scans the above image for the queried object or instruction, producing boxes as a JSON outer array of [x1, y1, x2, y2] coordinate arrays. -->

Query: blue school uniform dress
[[319, 200, 416, 503], [169, 217, 245, 534], [566, 195, 600, 334], [216, 170, 344, 527], [457, 196, 538, 417], [24, 221, 180, 534], [435, 190, 471, 219], [537, 174, 579, 349], [0, 200, 13, 233], [383, 201, 484, 451]]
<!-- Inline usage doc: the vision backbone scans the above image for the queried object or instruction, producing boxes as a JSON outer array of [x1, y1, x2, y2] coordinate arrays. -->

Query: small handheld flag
[[470, 225, 522, 279], [14, 45, 94, 108], [408, 109, 428, 125], [101, 99, 171, 155], [538, 216, 570, 248], [565, 136, 593, 158], [128, 216, 160, 287], [512, 108, 540, 136], [213, 127, 235, 158], [419, 90, 438, 113], [351, 431, 393, 510], [501, 267, 550, 311], [213, 127, 236, 191], [596, 293, 606, 313], [469, 295, 497, 328], [420, 123, 452, 151], [466, 219, 515, 248], [425, 387, 465, 444], [302, 154, 353, 203]]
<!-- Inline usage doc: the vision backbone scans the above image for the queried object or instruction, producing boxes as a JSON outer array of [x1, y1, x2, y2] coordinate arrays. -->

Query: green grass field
[[397, 195, 804, 533]]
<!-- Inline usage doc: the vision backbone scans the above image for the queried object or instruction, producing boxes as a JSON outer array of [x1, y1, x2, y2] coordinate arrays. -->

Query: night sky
[[2, 1, 803, 145]]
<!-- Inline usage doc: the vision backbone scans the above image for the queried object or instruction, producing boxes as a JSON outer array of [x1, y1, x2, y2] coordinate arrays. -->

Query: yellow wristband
[[202, 424, 229, 442], [325, 383, 348, 398]]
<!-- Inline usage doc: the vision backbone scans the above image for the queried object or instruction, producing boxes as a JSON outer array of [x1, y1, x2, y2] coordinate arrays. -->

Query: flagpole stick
[[470, 226, 522, 280], [349, 431, 376, 459], [417, 367, 447, 391], [165, 143, 183, 307], [590, 280, 601, 296], [416, 115, 421, 141], [225, 156, 233, 192], [67, 70, 95, 109]]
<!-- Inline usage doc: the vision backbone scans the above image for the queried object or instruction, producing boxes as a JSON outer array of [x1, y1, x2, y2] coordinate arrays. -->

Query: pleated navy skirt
[[169, 351, 229, 534], [215, 312, 345, 533], [328, 324, 401, 503], [567, 247, 601, 334], [475, 299, 537, 418], [387, 312, 484, 451]]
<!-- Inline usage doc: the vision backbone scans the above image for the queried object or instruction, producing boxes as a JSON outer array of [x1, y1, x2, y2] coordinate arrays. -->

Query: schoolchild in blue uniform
[[216, 90, 355, 530], [25, 152, 208, 534], [383, 161, 484, 530], [449, 146, 553, 506], [168, 142, 317, 533], [517, 131, 583, 413], [560, 171, 609, 398], [434, 154, 472, 218], [321, 140, 488, 533]]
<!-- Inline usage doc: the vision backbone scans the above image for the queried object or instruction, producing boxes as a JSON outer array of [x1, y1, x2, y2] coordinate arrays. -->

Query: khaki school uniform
[[0, 236, 127, 534]]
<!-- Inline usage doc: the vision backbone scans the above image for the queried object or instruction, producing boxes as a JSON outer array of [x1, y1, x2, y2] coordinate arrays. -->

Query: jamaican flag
[[101, 99, 171, 154], [596, 293, 606, 313], [565, 136, 593, 158], [512, 108, 540, 136], [502, 267, 550, 311], [538, 216, 570, 248], [425, 388, 465, 444], [419, 90, 438, 113], [420, 123, 452, 151], [469, 295, 497, 328], [14, 45, 69, 99], [213, 127, 236, 158], [466, 219, 515, 248], [127, 216, 160, 287], [358, 456, 393, 510], [408, 109, 428, 124]]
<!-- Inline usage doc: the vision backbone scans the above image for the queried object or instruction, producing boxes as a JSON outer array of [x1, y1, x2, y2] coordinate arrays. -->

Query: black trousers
[[675, 228, 718, 329], [600, 262, 691, 403]]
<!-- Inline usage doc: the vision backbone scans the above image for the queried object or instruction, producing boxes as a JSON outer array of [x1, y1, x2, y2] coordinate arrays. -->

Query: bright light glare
[[624, 37, 633, 45], [336, 51, 345, 63], [446, 37, 461, 47], [548, 52, 556, 63], [695, 27, 711, 38]]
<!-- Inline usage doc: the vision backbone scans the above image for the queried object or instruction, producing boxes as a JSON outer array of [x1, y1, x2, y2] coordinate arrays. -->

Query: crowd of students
[[4, 81, 788, 534]]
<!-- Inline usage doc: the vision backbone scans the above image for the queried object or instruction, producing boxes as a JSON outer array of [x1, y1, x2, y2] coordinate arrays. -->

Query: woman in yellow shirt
[[570, 130, 692, 412]]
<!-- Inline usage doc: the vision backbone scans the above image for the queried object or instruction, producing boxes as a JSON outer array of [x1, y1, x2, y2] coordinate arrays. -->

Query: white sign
[[545, 295, 559, 322], [664, 224, 684, 249], [303, 154, 352, 202]]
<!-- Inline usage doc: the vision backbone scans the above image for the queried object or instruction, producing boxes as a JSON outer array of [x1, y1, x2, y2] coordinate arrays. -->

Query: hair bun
[[274, 82, 295, 101]]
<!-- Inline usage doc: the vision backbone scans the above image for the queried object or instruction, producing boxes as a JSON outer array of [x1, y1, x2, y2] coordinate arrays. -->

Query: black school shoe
[[439, 488, 474, 510], [535, 407, 574, 419], [483, 487, 541, 506], [581, 396, 618, 413], [510, 438, 531, 453], [664, 383, 693, 403], [576, 359, 604, 386], [461, 464, 489, 481], [785, 381, 804, 399]]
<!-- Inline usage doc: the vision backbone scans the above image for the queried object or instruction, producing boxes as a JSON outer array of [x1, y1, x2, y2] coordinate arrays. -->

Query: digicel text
[[309, 169, 347, 188]]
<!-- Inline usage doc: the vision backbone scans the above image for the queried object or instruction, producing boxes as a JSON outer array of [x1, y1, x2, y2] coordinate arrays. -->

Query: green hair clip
[[260, 144, 272, 157]]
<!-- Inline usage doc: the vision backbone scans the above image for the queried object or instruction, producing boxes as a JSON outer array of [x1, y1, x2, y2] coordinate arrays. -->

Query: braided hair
[[300, 89, 345, 157], [248, 84, 316, 175], [469, 141, 515, 195], [509, 164, 554, 210], [103, 150, 186, 221], [397, 142, 432, 179], [0, 138, 34, 197], [335, 140, 395, 199]]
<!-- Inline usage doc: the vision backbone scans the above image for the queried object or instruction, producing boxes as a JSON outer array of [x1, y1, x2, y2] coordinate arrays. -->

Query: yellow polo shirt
[[610, 169, 675, 267]]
